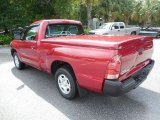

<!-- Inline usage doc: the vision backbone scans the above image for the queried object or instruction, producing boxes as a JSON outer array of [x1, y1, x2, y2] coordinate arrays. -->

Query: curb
[[0, 45, 10, 48]]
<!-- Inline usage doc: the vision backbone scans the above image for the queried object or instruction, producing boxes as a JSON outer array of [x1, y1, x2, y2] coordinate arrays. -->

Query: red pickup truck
[[10, 19, 154, 99]]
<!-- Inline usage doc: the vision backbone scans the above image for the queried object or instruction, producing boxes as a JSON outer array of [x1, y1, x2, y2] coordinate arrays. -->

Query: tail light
[[105, 55, 121, 80]]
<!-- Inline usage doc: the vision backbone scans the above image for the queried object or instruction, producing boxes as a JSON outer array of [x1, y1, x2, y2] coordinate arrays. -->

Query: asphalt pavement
[[0, 39, 160, 120]]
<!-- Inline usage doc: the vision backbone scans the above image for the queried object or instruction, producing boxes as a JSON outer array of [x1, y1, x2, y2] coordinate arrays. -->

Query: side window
[[119, 23, 125, 29], [23, 25, 39, 40], [112, 23, 119, 29]]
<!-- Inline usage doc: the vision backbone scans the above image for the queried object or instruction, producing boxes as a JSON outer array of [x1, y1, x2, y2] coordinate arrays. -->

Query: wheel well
[[51, 60, 87, 97], [51, 61, 74, 76], [11, 49, 17, 56]]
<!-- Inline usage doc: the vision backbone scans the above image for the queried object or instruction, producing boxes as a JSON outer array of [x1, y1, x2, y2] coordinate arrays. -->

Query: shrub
[[0, 34, 13, 45], [84, 28, 92, 34]]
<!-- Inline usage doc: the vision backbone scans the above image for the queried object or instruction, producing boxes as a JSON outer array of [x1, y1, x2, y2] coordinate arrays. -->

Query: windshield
[[45, 24, 84, 38], [99, 23, 111, 29]]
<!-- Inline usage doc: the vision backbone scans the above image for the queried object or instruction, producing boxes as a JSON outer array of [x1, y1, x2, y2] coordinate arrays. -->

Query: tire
[[55, 66, 77, 99], [13, 52, 25, 70], [131, 31, 136, 35]]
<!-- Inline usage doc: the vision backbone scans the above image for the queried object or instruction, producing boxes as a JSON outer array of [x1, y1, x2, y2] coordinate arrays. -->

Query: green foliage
[[0, 0, 160, 31], [0, 0, 74, 30], [94, 0, 121, 22], [84, 28, 92, 34], [0, 34, 13, 45]]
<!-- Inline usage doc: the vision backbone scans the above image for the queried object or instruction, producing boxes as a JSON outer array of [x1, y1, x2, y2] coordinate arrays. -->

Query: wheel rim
[[58, 74, 71, 94], [14, 54, 20, 68]]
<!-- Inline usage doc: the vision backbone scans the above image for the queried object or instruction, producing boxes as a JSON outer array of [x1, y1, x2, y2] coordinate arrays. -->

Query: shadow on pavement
[[11, 66, 160, 120]]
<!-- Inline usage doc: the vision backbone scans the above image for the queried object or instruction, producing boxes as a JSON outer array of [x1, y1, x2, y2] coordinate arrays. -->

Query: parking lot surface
[[0, 39, 160, 120]]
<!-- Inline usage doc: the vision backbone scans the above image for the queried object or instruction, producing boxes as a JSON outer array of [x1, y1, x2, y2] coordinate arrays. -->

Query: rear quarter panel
[[39, 42, 115, 93]]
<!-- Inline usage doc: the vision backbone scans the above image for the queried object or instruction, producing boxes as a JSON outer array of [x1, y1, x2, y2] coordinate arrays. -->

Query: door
[[109, 23, 120, 35], [19, 25, 40, 68], [118, 22, 126, 35]]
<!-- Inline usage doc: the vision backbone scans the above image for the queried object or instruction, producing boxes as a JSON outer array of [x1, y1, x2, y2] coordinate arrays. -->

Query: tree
[[132, 0, 160, 26], [74, 0, 99, 28], [118, 0, 135, 25], [85, 0, 92, 28], [95, 0, 121, 22], [0, 0, 74, 31], [143, 0, 160, 25], [0, 0, 10, 31], [1, 0, 160, 31], [131, 0, 143, 24]]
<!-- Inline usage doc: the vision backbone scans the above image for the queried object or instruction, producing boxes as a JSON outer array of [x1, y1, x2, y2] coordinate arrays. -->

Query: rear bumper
[[103, 60, 154, 96]]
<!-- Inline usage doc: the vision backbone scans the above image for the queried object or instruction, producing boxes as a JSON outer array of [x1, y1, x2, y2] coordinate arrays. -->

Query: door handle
[[31, 46, 35, 49], [118, 30, 120, 31]]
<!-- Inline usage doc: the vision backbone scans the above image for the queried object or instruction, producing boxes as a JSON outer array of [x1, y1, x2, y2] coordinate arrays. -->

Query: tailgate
[[118, 36, 153, 81]]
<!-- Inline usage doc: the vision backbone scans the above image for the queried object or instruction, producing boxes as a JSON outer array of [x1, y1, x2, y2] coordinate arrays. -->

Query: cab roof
[[31, 19, 82, 25]]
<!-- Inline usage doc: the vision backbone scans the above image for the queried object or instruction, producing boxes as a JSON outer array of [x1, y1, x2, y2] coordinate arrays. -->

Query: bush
[[0, 34, 13, 45], [84, 28, 92, 34]]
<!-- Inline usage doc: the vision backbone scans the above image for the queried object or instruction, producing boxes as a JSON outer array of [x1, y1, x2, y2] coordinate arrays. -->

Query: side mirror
[[14, 32, 24, 40], [14, 33, 21, 40], [111, 27, 115, 30]]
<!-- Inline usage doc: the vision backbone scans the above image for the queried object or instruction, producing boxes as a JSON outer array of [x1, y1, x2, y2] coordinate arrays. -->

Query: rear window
[[45, 24, 84, 38], [119, 23, 125, 29]]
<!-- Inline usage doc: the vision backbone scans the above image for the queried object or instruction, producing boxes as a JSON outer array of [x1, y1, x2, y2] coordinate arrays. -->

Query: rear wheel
[[13, 52, 25, 70], [55, 66, 77, 99]]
